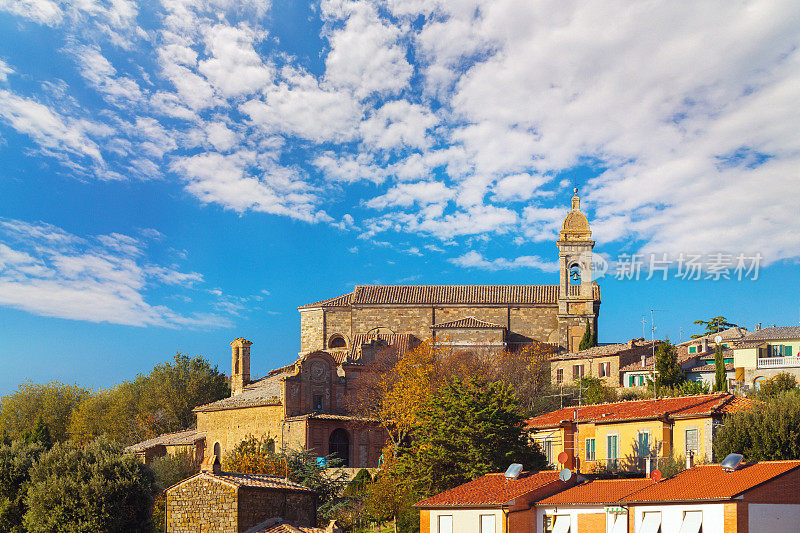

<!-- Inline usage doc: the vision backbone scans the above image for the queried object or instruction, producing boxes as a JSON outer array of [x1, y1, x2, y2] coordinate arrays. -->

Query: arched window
[[329, 428, 350, 467], [753, 376, 767, 391], [213, 442, 221, 460], [569, 264, 582, 285], [328, 334, 347, 349]]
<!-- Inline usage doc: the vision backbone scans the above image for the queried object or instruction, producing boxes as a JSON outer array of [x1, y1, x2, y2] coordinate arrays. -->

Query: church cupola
[[230, 337, 252, 396]]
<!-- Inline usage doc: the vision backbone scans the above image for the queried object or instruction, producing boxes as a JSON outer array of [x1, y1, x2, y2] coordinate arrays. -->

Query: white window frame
[[437, 514, 453, 533], [585, 437, 596, 461], [479, 514, 496, 533]]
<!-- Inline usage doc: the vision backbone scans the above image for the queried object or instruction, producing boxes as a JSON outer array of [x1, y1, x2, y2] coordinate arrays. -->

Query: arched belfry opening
[[328, 334, 347, 349], [329, 428, 350, 467]]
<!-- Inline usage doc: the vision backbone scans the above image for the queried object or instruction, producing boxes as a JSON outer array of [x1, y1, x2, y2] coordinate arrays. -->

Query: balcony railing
[[757, 356, 800, 369]]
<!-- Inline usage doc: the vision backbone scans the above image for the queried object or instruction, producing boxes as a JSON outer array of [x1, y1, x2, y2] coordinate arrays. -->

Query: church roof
[[299, 284, 600, 309], [193, 373, 285, 412], [431, 316, 506, 329], [124, 428, 204, 453]]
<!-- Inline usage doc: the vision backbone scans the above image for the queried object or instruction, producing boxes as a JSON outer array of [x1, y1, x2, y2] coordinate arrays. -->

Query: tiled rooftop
[[431, 316, 506, 329], [553, 338, 659, 361], [525, 393, 752, 429], [414, 471, 563, 508], [622, 461, 800, 502], [736, 326, 800, 343], [299, 284, 600, 309], [124, 428, 204, 453], [677, 326, 749, 345], [193, 372, 286, 412], [204, 472, 315, 492], [538, 479, 656, 505]]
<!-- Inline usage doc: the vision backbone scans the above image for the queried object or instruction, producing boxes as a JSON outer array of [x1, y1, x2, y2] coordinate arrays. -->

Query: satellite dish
[[559, 468, 573, 482], [650, 469, 662, 482], [721, 453, 744, 472], [557, 451, 569, 464], [504, 463, 523, 480], [714, 335, 723, 344]]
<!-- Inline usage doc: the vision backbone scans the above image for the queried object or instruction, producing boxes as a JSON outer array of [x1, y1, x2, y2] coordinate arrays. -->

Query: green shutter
[[787, 346, 793, 357], [689, 346, 696, 353], [629, 375, 635, 386]]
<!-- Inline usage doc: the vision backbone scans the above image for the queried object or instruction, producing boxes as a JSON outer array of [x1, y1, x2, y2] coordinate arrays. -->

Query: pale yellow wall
[[531, 427, 566, 465], [673, 418, 714, 462], [734, 347, 759, 368], [595, 420, 667, 466], [197, 404, 284, 462]]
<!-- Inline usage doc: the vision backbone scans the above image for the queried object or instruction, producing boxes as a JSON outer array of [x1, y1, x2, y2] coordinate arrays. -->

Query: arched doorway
[[329, 428, 350, 467], [213, 442, 221, 459]]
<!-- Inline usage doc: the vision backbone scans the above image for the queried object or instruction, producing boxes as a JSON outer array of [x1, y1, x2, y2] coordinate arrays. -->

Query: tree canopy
[[713, 344, 727, 392], [653, 340, 684, 393], [0, 440, 45, 533], [0, 382, 90, 443], [714, 394, 800, 462], [691, 316, 738, 338]]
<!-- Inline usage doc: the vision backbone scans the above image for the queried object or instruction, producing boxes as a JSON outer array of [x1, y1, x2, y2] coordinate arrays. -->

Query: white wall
[[429, 508, 504, 533], [633, 503, 724, 533], [748, 504, 800, 533]]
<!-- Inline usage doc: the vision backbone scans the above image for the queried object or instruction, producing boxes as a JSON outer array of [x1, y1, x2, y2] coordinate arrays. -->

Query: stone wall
[[237, 488, 316, 531], [306, 419, 386, 468], [198, 404, 284, 462], [166, 476, 237, 533], [324, 308, 353, 349], [299, 309, 324, 353], [432, 328, 504, 346]]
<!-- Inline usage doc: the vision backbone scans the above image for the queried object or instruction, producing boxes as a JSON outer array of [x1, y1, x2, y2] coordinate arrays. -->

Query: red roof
[[622, 461, 800, 502], [431, 316, 506, 329], [526, 393, 752, 429], [414, 471, 565, 508], [538, 479, 656, 505]]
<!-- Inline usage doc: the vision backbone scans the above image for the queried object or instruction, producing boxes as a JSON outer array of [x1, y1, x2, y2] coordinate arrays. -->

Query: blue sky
[[1, 0, 799, 395]]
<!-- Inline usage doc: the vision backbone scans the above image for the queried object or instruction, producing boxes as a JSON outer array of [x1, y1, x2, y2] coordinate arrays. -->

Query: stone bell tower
[[230, 337, 252, 396], [557, 189, 599, 353]]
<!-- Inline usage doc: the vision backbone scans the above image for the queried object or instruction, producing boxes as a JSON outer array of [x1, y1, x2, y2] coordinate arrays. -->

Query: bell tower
[[557, 189, 599, 353], [230, 337, 252, 396]]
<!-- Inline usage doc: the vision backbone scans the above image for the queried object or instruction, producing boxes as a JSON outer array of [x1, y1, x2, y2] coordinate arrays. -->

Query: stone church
[[128, 190, 600, 470]]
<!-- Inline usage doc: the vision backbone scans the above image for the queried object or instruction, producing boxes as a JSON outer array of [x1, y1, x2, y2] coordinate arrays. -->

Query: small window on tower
[[314, 395, 324, 411], [570, 265, 581, 285]]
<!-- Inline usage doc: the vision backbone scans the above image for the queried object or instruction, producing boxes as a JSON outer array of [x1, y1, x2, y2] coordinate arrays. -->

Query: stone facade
[[165, 473, 316, 533]]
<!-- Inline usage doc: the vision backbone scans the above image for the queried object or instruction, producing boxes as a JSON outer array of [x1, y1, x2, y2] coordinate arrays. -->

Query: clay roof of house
[[552, 339, 659, 361], [618, 345, 712, 372], [687, 362, 735, 373], [346, 333, 419, 362], [299, 284, 600, 310], [170, 472, 315, 493], [124, 428, 204, 453], [736, 326, 800, 343], [193, 373, 285, 412], [246, 518, 326, 533], [525, 393, 752, 429], [414, 471, 564, 508], [621, 461, 800, 503], [538, 479, 657, 505], [677, 326, 749, 346], [431, 316, 506, 329]]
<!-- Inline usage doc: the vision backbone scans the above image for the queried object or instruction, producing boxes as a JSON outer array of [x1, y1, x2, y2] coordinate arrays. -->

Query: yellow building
[[732, 326, 800, 390], [526, 393, 752, 473]]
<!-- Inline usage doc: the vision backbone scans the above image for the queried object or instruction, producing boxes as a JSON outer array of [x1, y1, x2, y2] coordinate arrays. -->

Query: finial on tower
[[571, 188, 580, 211]]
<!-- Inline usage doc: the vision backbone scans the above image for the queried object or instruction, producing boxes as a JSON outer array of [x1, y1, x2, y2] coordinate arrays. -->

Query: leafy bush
[[755, 373, 797, 399], [577, 377, 618, 405], [24, 437, 157, 533], [0, 440, 45, 533], [149, 449, 197, 488]]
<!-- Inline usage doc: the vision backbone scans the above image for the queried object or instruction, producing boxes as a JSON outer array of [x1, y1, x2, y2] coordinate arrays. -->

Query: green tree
[[653, 341, 684, 393], [691, 316, 738, 338], [677, 380, 710, 396], [0, 439, 45, 533], [23, 437, 157, 533], [403, 377, 546, 495], [578, 377, 617, 405], [714, 394, 800, 462], [756, 373, 797, 399], [0, 382, 90, 443], [20, 416, 52, 448], [713, 344, 727, 392], [578, 321, 593, 351], [149, 450, 197, 489]]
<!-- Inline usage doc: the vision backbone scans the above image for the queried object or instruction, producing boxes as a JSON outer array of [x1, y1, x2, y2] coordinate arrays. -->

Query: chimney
[[230, 338, 253, 396], [700, 338, 708, 353], [686, 450, 694, 470], [755, 323, 761, 331]]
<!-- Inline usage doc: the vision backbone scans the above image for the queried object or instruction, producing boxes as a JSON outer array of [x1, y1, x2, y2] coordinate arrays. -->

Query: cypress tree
[[713, 344, 727, 392], [579, 321, 593, 351]]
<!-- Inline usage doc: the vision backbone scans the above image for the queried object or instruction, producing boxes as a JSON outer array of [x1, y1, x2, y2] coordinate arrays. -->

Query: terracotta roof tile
[[622, 461, 800, 502], [210, 472, 315, 492], [687, 362, 735, 372], [415, 471, 564, 508], [194, 373, 285, 412], [736, 326, 800, 343], [125, 428, 204, 453], [538, 479, 657, 505], [347, 333, 419, 362], [525, 393, 748, 429], [431, 316, 506, 329], [300, 284, 600, 309], [554, 339, 659, 362]]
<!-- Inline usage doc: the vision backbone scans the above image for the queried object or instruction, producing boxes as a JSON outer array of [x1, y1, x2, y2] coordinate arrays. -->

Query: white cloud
[[366, 181, 454, 209], [449, 250, 558, 272], [73, 45, 143, 105], [0, 218, 226, 327], [198, 24, 273, 98], [360, 100, 438, 151], [491, 173, 551, 202], [0, 0, 62, 26], [322, 0, 413, 98], [0, 59, 13, 82]]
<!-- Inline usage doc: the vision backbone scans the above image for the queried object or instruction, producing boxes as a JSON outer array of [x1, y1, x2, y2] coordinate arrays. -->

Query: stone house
[[549, 338, 659, 388], [165, 468, 316, 533], [526, 393, 753, 472], [125, 428, 205, 466]]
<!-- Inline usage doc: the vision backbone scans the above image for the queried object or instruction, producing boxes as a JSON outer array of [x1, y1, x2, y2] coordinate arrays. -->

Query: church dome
[[559, 189, 592, 241]]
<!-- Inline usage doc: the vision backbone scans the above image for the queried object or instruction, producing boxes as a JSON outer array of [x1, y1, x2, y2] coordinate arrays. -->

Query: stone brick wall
[[198, 404, 284, 463], [432, 328, 504, 346], [306, 419, 386, 468], [299, 309, 324, 353], [324, 308, 353, 349], [351, 306, 433, 340], [237, 488, 316, 531], [166, 476, 237, 533]]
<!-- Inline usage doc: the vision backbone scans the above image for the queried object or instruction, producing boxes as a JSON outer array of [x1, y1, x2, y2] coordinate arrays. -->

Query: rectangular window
[[313, 395, 323, 411], [479, 514, 496, 533], [585, 438, 595, 461], [772, 345, 783, 357], [638, 432, 650, 457], [543, 439, 554, 464], [679, 511, 702, 533], [573, 364, 584, 380], [640, 512, 661, 533], [556, 368, 564, 384], [599, 362, 610, 378], [689, 346, 696, 353], [637, 375, 645, 386], [438, 515, 453, 533], [607, 434, 619, 469], [629, 375, 635, 387], [685, 428, 699, 454]]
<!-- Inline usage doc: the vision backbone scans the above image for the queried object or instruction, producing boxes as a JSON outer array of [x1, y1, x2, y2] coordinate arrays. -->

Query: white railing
[[757, 356, 800, 369]]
